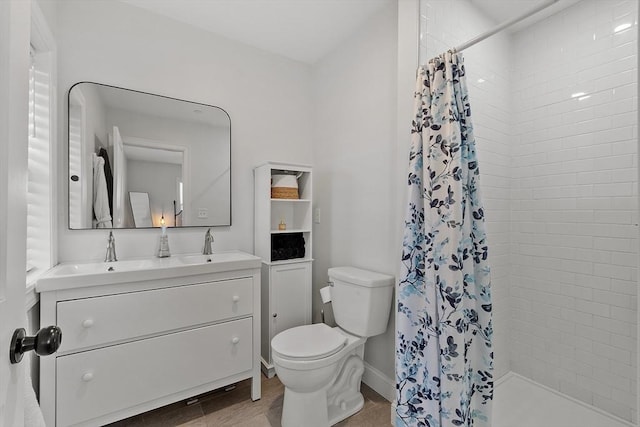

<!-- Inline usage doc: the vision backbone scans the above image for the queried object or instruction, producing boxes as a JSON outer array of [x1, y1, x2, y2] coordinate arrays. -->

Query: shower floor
[[494, 373, 633, 427]]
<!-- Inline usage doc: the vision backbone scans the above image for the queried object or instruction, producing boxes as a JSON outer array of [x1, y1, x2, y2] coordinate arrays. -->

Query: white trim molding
[[362, 361, 395, 403]]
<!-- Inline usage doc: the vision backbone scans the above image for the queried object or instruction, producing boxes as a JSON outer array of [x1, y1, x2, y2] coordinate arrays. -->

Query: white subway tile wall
[[511, 0, 638, 422], [421, 0, 638, 422]]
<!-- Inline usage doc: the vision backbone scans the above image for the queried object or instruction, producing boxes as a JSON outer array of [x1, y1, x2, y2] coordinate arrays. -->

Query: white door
[[111, 126, 126, 228], [0, 1, 31, 425]]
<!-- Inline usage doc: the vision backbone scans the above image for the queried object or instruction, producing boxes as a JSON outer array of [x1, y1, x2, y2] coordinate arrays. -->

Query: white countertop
[[36, 250, 262, 292]]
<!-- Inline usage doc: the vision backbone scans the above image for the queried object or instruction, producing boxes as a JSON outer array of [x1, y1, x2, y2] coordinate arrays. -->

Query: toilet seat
[[272, 323, 346, 360]]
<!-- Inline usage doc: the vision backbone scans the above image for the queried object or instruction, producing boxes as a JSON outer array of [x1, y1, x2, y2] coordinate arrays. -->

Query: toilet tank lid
[[328, 266, 394, 288]]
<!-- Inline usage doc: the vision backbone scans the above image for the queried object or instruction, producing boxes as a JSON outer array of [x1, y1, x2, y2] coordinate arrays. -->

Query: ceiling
[[119, 0, 393, 64], [118, 0, 583, 64]]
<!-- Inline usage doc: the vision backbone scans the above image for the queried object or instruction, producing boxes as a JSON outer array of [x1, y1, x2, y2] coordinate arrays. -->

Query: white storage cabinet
[[254, 162, 313, 377]]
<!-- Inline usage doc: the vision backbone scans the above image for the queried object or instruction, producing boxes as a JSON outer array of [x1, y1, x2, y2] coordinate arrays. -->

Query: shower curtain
[[396, 51, 493, 427]]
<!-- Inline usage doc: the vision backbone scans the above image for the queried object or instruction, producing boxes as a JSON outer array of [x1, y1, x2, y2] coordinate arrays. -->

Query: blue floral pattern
[[396, 51, 493, 427]]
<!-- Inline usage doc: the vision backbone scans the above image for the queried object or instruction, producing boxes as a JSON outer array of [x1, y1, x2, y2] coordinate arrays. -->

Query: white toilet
[[271, 266, 394, 427]]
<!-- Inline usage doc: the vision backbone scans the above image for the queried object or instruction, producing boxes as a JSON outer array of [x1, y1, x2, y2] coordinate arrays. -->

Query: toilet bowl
[[272, 324, 366, 427], [271, 266, 394, 427]]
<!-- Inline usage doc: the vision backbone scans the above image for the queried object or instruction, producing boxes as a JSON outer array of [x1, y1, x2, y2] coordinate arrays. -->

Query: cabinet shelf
[[271, 198, 311, 203], [270, 229, 311, 234], [254, 162, 313, 377]]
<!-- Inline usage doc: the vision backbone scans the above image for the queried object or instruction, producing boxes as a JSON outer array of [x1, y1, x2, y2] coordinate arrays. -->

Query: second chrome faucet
[[203, 228, 214, 255], [105, 231, 117, 262]]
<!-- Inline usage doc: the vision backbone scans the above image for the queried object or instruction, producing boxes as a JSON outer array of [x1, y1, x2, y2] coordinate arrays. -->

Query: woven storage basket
[[271, 174, 299, 199], [271, 187, 299, 199]]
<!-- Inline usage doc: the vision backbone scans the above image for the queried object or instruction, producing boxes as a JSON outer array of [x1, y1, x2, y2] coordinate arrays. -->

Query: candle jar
[[157, 234, 171, 257]]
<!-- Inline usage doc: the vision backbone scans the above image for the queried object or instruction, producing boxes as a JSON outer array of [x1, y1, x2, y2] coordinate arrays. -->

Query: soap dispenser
[[157, 217, 171, 258]]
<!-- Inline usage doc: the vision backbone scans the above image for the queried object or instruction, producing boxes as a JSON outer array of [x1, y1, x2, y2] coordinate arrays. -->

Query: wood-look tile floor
[[107, 374, 391, 427]]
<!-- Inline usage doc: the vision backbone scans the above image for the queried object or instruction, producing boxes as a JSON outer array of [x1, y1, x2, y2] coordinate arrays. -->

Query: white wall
[[312, 3, 398, 389], [510, 1, 638, 421], [56, 0, 313, 261], [421, 0, 513, 380]]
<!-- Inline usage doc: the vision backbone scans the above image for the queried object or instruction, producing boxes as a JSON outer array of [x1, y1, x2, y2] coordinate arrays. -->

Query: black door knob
[[10, 325, 62, 364]]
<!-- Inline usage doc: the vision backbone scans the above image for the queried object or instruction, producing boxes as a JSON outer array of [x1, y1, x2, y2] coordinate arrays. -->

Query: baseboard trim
[[260, 357, 275, 379], [362, 362, 395, 403]]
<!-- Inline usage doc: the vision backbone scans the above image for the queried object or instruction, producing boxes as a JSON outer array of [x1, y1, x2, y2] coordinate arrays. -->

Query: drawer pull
[[231, 337, 240, 345], [82, 319, 94, 328], [82, 372, 94, 382], [232, 295, 240, 302]]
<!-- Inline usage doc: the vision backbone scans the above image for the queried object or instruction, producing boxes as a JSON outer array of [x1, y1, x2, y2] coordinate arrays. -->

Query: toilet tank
[[328, 266, 394, 337]]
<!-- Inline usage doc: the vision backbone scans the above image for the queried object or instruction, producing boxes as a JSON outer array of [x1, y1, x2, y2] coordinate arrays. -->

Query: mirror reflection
[[68, 82, 231, 229], [129, 192, 152, 228]]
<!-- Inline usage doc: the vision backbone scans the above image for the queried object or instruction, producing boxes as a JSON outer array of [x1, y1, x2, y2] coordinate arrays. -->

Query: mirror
[[68, 82, 231, 229]]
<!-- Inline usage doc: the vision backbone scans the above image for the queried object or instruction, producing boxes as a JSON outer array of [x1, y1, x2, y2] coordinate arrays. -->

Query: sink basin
[[173, 252, 252, 265], [36, 251, 262, 292], [174, 254, 215, 265], [51, 259, 161, 276]]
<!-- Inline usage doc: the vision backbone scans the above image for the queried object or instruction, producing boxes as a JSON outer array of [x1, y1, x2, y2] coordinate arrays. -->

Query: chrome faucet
[[203, 228, 214, 255], [105, 231, 117, 262]]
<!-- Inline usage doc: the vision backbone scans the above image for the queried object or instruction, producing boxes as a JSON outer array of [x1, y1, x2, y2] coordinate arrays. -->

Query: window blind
[[26, 50, 52, 274]]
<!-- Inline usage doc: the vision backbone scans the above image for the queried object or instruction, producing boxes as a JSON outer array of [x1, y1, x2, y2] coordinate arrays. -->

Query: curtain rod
[[454, 0, 560, 52]]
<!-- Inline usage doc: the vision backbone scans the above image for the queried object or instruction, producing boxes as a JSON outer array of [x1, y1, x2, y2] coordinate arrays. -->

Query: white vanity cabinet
[[37, 252, 261, 427]]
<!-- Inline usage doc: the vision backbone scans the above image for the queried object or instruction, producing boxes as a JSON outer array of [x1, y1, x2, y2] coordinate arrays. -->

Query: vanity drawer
[[56, 317, 253, 427], [57, 277, 253, 352]]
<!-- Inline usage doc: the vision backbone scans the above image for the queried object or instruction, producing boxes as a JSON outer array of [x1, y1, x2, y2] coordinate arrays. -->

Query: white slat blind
[[26, 49, 52, 274]]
